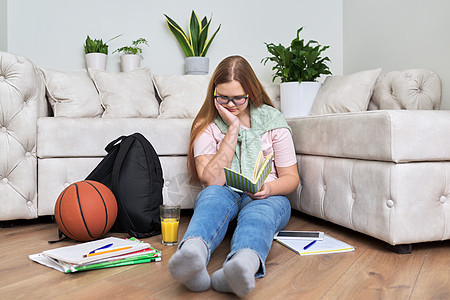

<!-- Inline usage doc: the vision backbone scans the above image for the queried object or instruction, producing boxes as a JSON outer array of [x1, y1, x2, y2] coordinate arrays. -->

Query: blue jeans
[[180, 185, 291, 277]]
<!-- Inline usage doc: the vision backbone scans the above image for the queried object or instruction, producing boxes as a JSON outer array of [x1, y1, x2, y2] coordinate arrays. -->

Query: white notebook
[[42, 237, 150, 264], [275, 234, 355, 256]]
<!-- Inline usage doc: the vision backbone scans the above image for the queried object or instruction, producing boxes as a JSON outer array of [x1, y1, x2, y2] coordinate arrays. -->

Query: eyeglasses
[[214, 88, 249, 106]]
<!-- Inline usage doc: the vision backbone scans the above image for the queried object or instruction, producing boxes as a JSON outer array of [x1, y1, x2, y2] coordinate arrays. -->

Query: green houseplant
[[164, 10, 221, 74], [262, 27, 331, 83], [262, 27, 332, 117], [113, 38, 149, 58], [84, 34, 121, 70], [113, 38, 149, 72]]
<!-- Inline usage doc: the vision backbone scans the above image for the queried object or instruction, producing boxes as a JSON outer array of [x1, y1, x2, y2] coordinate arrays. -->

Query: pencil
[[83, 246, 132, 257]]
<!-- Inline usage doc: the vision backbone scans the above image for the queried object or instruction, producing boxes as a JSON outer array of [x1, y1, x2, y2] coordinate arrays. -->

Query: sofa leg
[[0, 221, 15, 228], [386, 243, 412, 254]]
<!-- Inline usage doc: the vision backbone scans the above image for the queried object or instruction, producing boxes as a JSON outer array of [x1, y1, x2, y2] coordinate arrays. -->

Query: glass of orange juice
[[160, 205, 181, 246]]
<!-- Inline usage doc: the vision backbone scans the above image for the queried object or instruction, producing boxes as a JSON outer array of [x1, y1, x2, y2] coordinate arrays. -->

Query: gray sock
[[213, 249, 260, 297], [168, 238, 210, 292], [211, 268, 231, 293]]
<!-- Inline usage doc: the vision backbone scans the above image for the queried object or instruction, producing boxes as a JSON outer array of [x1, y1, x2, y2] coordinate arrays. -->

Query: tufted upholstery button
[[26, 152, 32, 157], [0, 75, 4, 82], [2, 178, 8, 184], [165, 180, 170, 187], [440, 196, 447, 204], [386, 199, 394, 208], [1, 127, 6, 133], [323, 184, 327, 191], [27, 201, 33, 206], [352, 192, 356, 199]]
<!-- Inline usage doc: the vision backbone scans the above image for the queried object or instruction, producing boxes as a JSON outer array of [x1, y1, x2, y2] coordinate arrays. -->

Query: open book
[[224, 152, 273, 193]]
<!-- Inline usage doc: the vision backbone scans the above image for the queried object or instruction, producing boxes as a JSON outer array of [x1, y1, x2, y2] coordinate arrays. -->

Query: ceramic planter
[[280, 81, 321, 118], [120, 54, 141, 72], [85, 53, 107, 70], [185, 57, 209, 75]]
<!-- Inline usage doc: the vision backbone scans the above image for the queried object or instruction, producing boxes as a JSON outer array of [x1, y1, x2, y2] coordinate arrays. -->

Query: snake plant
[[164, 11, 221, 57]]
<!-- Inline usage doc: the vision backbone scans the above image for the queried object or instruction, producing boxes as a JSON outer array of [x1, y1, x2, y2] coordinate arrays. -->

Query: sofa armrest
[[0, 51, 46, 220], [287, 110, 450, 163]]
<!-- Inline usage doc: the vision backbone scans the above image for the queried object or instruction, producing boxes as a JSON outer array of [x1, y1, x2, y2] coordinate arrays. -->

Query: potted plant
[[113, 38, 149, 72], [84, 34, 121, 70], [262, 27, 331, 117], [164, 11, 221, 75]]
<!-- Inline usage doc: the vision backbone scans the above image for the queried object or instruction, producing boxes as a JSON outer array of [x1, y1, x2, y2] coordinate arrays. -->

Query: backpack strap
[[131, 133, 164, 186], [128, 133, 163, 238], [105, 135, 127, 152], [85, 135, 125, 183], [110, 136, 137, 237]]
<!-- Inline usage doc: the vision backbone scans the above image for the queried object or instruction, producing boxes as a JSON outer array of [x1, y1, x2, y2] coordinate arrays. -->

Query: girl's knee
[[195, 185, 239, 206]]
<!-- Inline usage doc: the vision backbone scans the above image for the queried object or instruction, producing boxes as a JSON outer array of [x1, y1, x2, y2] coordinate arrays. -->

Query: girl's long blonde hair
[[187, 55, 275, 183]]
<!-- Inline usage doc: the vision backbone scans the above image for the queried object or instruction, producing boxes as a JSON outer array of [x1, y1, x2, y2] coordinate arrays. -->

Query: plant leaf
[[165, 14, 194, 57], [200, 24, 221, 57], [189, 11, 201, 56], [198, 18, 211, 56]]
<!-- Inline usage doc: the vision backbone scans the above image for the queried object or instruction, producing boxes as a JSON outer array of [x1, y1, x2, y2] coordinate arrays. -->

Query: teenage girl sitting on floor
[[168, 55, 299, 297]]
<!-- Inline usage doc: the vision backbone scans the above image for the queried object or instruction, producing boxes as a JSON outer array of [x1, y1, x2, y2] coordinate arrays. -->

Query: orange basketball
[[54, 180, 118, 241]]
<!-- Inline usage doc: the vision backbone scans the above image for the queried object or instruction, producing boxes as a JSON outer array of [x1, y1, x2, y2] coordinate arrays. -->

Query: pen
[[83, 246, 132, 257], [88, 243, 113, 255], [303, 240, 317, 250]]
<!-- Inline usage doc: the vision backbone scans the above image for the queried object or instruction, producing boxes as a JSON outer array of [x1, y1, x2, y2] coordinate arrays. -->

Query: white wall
[[344, 0, 450, 109], [6, 0, 343, 83], [0, 0, 6, 51]]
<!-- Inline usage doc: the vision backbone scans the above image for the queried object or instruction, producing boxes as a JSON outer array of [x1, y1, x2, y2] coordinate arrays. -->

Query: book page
[[255, 154, 272, 182], [253, 151, 264, 181]]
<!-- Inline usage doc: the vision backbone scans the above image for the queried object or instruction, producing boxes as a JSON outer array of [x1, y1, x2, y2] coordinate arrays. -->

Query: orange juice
[[161, 218, 179, 245]]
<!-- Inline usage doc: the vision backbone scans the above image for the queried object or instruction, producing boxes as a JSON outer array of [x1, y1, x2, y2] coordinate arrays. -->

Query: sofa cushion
[[154, 75, 281, 118], [88, 67, 159, 118], [289, 110, 450, 163], [154, 74, 211, 119], [369, 69, 441, 110], [37, 118, 193, 158], [309, 68, 382, 115], [39, 68, 103, 118]]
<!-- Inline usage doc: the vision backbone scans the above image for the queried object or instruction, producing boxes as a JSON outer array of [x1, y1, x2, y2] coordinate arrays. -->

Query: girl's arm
[[247, 164, 299, 200], [195, 102, 240, 186]]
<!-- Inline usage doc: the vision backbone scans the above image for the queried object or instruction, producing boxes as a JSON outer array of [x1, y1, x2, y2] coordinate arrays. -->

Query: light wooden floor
[[0, 210, 448, 300]]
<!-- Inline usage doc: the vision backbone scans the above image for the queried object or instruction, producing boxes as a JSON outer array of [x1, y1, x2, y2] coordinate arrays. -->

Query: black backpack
[[86, 133, 163, 238]]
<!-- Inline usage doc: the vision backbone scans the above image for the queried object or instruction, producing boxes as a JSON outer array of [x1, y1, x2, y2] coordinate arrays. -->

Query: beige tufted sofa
[[1, 51, 449, 252]]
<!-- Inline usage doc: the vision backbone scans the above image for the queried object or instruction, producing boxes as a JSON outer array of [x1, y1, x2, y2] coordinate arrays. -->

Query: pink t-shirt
[[194, 123, 297, 182]]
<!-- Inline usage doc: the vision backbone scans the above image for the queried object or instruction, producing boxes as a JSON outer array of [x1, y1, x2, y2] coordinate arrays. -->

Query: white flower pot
[[120, 54, 141, 72], [280, 81, 321, 118], [85, 53, 107, 70], [185, 57, 209, 75]]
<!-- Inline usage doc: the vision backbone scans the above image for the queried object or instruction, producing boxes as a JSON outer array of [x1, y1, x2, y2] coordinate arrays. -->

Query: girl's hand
[[215, 100, 239, 127], [246, 183, 271, 200]]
